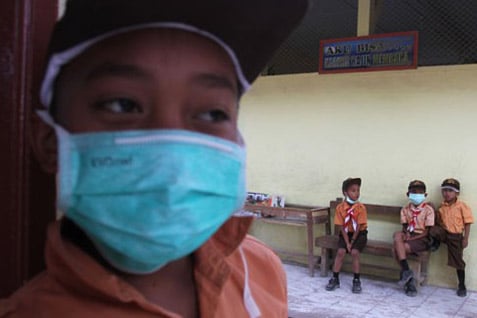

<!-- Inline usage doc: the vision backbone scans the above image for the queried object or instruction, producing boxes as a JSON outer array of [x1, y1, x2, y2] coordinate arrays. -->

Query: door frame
[[0, 0, 57, 297]]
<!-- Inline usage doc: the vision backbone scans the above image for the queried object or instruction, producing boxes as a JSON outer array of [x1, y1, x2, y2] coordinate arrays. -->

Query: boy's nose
[[142, 103, 188, 131]]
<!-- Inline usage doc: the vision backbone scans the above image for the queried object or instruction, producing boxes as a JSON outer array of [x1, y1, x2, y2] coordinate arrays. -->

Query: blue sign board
[[319, 31, 418, 74]]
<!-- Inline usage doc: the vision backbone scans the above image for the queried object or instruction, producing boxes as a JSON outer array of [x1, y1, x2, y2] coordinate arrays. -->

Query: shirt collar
[[45, 216, 253, 315]]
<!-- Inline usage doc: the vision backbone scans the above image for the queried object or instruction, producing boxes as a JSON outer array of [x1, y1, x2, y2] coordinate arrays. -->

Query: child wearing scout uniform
[[393, 180, 435, 297], [0, 0, 308, 317], [326, 178, 368, 294], [430, 178, 474, 297]]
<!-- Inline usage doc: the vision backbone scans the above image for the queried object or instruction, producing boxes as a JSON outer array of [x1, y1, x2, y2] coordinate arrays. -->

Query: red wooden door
[[0, 0, 57, 297]]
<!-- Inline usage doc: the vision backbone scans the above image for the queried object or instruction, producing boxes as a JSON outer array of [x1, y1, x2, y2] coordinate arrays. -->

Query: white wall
[[240, 64, 477, 289]]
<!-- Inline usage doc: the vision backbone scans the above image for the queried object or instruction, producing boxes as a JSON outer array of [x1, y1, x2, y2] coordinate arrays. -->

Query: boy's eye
[[196, 109, 230, 122], [95, 98, 142, 113]]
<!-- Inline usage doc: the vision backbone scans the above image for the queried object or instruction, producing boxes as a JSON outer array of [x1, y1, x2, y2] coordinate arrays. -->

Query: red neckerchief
[[343, 205, 357, 233], [407, 203, 426, 233]]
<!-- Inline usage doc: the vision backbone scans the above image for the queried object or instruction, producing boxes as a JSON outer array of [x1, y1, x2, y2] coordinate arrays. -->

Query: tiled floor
[[285, 263, 477, 318]]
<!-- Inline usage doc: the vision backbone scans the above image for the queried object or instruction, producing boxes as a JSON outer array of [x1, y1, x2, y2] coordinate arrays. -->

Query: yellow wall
[[240, 65, 477, 290]]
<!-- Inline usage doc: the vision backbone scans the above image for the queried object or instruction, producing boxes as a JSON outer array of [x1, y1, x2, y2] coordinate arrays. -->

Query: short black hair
[[342, 177, 361, 193]]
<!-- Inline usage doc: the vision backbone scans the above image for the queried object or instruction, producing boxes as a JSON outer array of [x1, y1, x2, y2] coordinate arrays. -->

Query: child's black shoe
[[398, 270, 414, 287], [352, 278, 362, 294], [457, 285, 467, 297], [405, 279, 417, 297], [325, 277, 340, 291]]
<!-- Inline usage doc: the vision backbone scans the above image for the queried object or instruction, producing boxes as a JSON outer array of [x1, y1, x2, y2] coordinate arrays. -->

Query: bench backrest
[[330, 198, 401, 235]]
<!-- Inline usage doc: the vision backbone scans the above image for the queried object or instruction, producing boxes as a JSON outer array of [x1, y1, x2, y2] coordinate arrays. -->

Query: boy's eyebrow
[[85, 62, 153, 81], [85, 62, 238, 94], [191, 73, 237, 93]]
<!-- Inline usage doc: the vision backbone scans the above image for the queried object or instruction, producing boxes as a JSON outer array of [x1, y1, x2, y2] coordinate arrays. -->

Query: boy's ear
[[406, 192, 410, 197], [30, 112, 58, 174]]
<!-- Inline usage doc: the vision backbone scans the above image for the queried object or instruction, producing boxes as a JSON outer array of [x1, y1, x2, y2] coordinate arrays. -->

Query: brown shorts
[[338, 230, 368, 252], [407, 234, 430, 254], [430, 225, 465, 269]]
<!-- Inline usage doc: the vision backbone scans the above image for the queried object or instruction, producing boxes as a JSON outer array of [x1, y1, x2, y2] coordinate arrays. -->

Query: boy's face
[[345, 184, 360, 201], [53, 28, 240, 142], [442, 189, 458, 203]]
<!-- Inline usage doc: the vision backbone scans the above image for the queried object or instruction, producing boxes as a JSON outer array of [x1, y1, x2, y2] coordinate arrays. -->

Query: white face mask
[[409, 193, 426, 206], [346, 196, 358, 204]]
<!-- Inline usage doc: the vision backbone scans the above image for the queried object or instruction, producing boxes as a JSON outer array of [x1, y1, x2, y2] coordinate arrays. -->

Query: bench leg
[[409, 261, 422, 291], [419, 251, 430, 286], [307, 216, 314, 277], [408, 251, 431, 290], [320, 247, 329, 277]]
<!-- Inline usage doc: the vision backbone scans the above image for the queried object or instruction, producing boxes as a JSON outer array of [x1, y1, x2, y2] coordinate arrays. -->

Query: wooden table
[[244, 203, 330, 277]]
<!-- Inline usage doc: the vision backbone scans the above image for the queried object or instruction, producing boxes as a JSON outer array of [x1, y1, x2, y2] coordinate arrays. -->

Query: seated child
[[393, 180, 435, 297], [326, 178, 368, 294], [429, 178, 474, 297]]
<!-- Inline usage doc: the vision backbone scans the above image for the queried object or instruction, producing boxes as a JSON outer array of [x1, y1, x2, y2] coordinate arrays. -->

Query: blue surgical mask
[[52, 124, 246, 274], [346, 196, 358, 205], [409, 193, 425, 206]]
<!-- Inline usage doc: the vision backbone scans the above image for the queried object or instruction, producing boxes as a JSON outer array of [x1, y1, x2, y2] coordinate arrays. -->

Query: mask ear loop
[[36, 109, 56, 127], [36, 109, 75, 217], [239, 246, 261, 318], [36, 110, 70, 137]]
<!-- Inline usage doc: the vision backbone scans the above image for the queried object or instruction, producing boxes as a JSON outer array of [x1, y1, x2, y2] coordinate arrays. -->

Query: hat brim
[[41, 0, 309, 107], [441, 185, 460, 193]]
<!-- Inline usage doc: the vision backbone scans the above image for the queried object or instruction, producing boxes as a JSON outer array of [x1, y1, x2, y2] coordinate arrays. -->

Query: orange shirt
[[400, 203, 435, 234], [0, 218, 287, 318], [334, 201, 368, 232], [438, 200, 474, 234]]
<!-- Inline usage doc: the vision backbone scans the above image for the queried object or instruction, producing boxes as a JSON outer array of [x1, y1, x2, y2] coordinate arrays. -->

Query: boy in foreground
[[326, 178, 368, 294], [392, 180, 435, 297], [0, 1, 308, 317], [430, 178, 473, 297]]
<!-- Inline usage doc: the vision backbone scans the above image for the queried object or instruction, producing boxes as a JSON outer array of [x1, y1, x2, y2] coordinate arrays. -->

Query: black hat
[[342, 178, 361, 193], [441, 178, 460, 192], [40, 0, 309, 107], [408, 180, 426, 192]]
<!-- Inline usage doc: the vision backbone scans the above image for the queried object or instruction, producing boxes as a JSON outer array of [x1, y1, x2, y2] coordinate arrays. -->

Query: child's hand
[[463, 238, 469, 248], [346, 242, 352, 253]]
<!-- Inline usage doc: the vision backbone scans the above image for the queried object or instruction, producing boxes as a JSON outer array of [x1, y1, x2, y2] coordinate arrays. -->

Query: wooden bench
[[244, 203, 330, 277], [315, 198, 430, 286]]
